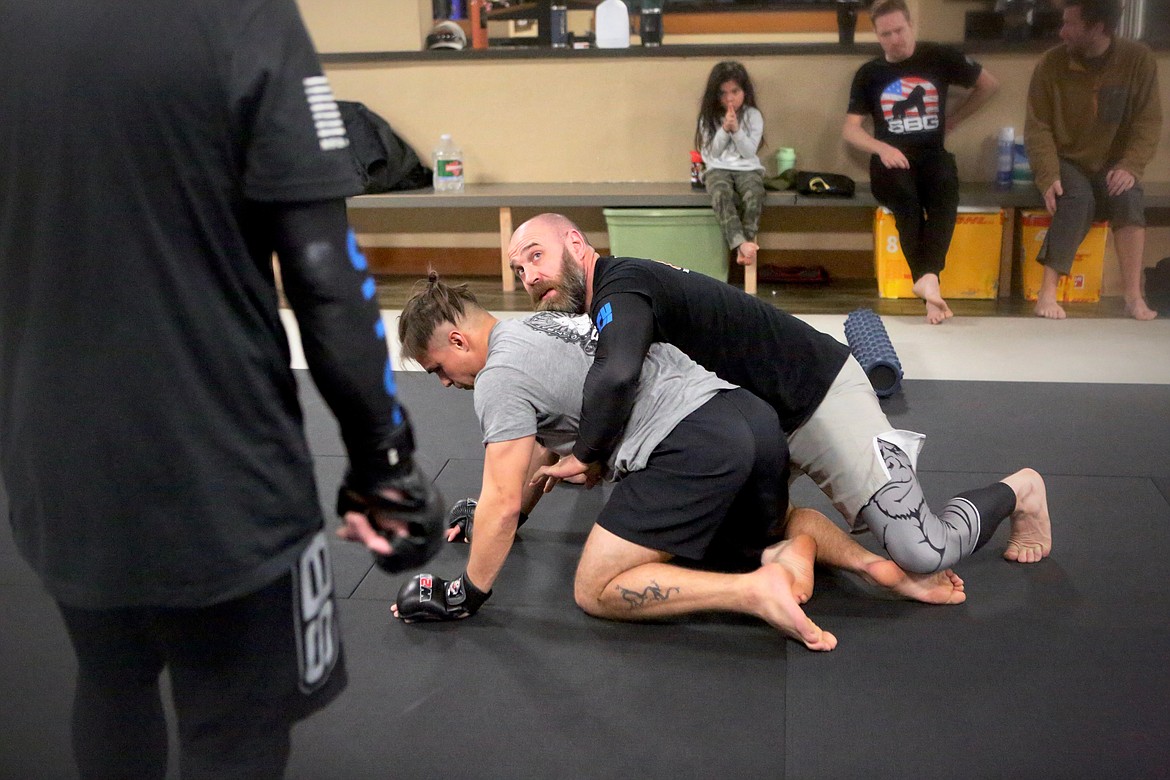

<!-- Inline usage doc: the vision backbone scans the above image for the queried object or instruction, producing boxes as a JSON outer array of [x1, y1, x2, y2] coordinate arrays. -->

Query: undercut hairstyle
[[869, 0, 910, 24], [397, 271, 481, 362], [694, 60, 761, 153], [1065, 0, 1120, 32]]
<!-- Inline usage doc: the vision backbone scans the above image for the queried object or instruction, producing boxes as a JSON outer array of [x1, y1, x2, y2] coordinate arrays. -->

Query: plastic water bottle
[[776, 147, 796, 174], [995, 127, 1014, 190], [690, 150, 704, 189], [1012, 139, 1033, 185], [433, 134, 464, 192], [549, 3, 568, 48], [595, 0, 631, 48], [639, 1, 663, 46]]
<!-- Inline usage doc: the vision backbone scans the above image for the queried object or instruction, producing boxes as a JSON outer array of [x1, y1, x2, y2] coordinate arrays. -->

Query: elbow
[[608, 372, 640, 403]]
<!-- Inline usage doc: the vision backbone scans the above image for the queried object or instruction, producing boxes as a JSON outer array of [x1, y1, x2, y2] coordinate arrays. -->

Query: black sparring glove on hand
[[336, 457, 445, 574], [395, 571, 492, 622], [446, 497, 528, 544]]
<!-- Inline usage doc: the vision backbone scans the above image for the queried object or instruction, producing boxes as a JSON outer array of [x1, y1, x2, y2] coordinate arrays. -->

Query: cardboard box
[[875, 207, 1003, 299], [1019, 210, 1107, 302]]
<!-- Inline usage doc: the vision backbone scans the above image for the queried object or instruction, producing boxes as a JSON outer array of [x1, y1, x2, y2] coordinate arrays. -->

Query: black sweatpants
[[57, 537, 346, 779], [869, 149, 960, 282]]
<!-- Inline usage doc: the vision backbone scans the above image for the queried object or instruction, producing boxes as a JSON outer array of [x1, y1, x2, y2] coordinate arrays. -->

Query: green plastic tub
[[602, 208, 728, 281]]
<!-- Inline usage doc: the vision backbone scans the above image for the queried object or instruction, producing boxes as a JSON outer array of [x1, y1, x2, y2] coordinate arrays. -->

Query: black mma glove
[[395, 571, 491, 622], [337, 456, 445, 574], [446, 497, 528, 543]]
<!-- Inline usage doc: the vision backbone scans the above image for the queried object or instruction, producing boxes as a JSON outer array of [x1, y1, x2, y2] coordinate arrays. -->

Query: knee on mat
[[572, 573, 606, 616]]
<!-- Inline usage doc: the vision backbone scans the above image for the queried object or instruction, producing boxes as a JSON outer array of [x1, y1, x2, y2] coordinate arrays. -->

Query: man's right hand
[[530, 454, 604, 493], [1043, 180, 1063, 215], [878, 145, 910, 170]]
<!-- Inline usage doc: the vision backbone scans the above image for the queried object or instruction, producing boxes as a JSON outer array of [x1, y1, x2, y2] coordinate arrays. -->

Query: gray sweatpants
[[1039, 159, 1146, 275]]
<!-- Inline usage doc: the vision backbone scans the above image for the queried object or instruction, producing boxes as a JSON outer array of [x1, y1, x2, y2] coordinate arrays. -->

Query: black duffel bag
[[795, 171, 856, 198]]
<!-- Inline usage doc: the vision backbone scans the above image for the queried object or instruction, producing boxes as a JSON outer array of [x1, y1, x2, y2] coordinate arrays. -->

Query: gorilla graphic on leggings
[[860, 440, 991, 573]]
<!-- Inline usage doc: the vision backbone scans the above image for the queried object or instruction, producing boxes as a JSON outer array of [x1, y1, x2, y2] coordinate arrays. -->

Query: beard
[[530, 249, 587, 313]]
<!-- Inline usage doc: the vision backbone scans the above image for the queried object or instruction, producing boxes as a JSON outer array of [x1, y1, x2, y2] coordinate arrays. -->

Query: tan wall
[[295, 0, 428, 53], [315, 9, 1170, 292], [326, 53, 1170, 185], [296, 0, 979, 54]]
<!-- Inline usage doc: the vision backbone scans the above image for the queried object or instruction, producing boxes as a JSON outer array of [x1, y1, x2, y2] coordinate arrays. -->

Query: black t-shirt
[[587, 257, 850, 437], [847, 42, 982, 153], [0, 0, 363, 608]]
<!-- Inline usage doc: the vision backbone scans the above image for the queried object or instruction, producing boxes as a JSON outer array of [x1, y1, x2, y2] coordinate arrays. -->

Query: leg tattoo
[[615, 581, 680, 609]]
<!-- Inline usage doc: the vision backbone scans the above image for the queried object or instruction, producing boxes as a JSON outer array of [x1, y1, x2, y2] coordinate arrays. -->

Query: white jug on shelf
[[595, 0, 631, 48]]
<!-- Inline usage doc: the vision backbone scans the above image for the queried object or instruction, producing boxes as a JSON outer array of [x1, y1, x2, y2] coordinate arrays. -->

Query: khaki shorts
[[787, 356, 922, 526]]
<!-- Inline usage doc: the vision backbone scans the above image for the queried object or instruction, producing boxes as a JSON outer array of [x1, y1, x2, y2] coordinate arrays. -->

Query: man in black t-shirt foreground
[[507, 213, 1052, 609], [843, 0, 999, 324], [0, 1, 441, 776]]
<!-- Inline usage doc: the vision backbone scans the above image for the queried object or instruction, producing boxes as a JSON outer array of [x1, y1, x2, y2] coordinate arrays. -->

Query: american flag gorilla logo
[[881, 77, 940, 134]]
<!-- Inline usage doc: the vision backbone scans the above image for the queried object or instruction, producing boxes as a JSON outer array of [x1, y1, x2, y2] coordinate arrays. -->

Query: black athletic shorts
[[598, 388, 789, 572], [58, 532, 346, 776]]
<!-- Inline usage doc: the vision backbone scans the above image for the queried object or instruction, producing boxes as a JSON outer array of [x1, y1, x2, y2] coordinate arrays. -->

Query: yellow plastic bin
[[874, 207, 1004, 299], [603, 208, 728, 281], [1019, 210, 1107, 302]]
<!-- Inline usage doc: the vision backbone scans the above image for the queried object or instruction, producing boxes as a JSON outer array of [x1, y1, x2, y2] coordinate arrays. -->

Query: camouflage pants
[[704, 167, 765, 250]]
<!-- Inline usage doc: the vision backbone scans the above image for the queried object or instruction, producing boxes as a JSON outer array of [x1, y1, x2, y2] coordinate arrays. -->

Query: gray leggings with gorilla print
[[858, 440, 1016, 574]]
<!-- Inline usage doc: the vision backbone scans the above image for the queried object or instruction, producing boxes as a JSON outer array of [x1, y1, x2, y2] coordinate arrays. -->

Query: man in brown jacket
[[1025, 0, 1162, 320]]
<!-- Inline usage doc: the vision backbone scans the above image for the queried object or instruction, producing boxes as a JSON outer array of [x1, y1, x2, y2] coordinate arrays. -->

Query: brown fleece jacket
[[1024, 37, 1162, 193]]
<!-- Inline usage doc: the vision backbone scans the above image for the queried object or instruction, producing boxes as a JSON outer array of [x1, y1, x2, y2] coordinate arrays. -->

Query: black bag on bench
[[337, 101, 431, 193], [1145, 257, 1170, 316], [795, 171, 856, 198]]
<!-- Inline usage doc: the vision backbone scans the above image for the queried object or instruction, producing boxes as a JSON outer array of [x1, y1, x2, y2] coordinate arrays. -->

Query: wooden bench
[[348, 181, 1170, 298]]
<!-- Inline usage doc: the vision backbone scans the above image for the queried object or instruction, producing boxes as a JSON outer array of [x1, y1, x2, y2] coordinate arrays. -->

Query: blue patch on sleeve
[[347, 230, 368, 272], [384, 358, 397, 397], [595, 302, 613, 332], [362, 277, 376, 301], [374, 319, 385, 340]]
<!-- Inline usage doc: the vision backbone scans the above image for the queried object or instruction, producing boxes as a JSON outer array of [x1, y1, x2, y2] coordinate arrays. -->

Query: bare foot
[[912, 274, 953, 325], [1000, 468, 1052, 563], [761, 534, 816, 604], [736, 241, 758, 266], [749, 563, 837, 651], [1126, 298, 1158, 321], [1034, 294, 1066, 319], [862, 559, 966, 605]]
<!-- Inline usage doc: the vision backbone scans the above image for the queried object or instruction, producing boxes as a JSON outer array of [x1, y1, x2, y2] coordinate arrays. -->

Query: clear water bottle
[[433, 134, 464, 192], [995, 127, 1014, 190]]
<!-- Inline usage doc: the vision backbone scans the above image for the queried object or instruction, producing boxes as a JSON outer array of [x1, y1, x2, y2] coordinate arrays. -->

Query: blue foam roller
[[843, 308, 903, 398]]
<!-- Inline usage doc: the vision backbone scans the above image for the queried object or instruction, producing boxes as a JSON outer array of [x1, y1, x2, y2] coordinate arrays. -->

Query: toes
[[806, 628, 837, 652]]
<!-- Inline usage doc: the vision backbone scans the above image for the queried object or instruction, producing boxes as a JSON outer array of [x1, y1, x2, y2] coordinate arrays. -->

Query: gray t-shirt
[[474, 312, 735, 476]]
